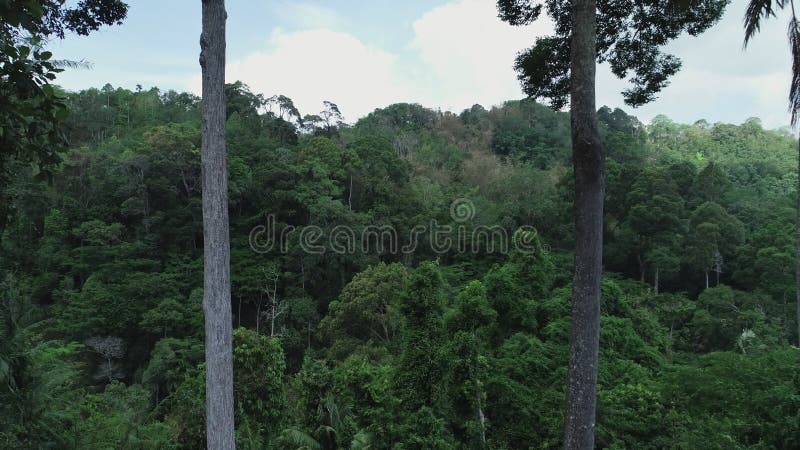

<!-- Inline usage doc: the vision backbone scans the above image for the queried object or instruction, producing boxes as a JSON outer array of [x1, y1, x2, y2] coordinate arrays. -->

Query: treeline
[[1, 82, 799, 448]]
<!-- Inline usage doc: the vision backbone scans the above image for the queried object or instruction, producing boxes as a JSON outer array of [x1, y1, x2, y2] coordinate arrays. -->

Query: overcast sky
[[50, 0, 794, 129]]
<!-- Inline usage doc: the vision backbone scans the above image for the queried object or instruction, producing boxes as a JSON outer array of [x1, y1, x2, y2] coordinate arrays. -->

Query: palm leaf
[[52, 59, 94, 70], [744, 0, 786, 47], [278, 428, 322, 450], [788, 16, 800, 125]]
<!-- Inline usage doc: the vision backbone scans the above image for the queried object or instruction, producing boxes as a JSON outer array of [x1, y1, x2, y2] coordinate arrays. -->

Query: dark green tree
[[496, 0, 728, 446]]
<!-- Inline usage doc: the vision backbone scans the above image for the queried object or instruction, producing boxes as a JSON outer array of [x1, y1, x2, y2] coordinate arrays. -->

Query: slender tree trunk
[[348, 174, 353, 210], [564, 0, 603, 448], [654, 266, 659, 295], [473, 332, 487, 449], [705, 271, 709, 290], [256, 300, 261, 335], [200, 1, 235, 448], [271, 302, 275, 337], [796, 138, 800, 346], [476, 387, 487, 449]]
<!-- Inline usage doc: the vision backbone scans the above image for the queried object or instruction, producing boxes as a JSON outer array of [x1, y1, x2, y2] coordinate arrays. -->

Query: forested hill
[[2, 82, 799, 448]]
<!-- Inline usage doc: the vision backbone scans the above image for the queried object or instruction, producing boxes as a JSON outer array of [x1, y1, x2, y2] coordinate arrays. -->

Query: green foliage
[[320, 262, 407, 359], [0, 0, 128, 187], [142, 338, 203, 401], [75, 381, 176, 449], [233, 327, 287, 441], [394, 262, 448, 410], [1, 78, 798, 448], [163, 368, 206, 449]]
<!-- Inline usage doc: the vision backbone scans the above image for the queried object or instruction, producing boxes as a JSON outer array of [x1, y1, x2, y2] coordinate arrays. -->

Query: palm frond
[[51, 59, 94, 70], [787, 16, 800, 125], [278, 428, 322, 450], [744, 0, 785, 47]]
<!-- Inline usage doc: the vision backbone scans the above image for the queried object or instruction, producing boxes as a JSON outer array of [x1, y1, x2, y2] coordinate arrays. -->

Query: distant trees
[[1, 80, 799, 446], [0, 0, 128, 171], [3, 17, 800, 442], [0, 0, 127, 229], [303, 101, 347, 136], [742, 0, 800, 346]]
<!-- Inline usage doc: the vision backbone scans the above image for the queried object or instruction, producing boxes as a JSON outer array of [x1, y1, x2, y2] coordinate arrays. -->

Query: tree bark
[[200, 1, 235, 448], [564, 0, 603, 448]]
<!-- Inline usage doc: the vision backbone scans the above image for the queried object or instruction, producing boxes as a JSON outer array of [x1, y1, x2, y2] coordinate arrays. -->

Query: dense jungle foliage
[[1, 82, 799, 449]]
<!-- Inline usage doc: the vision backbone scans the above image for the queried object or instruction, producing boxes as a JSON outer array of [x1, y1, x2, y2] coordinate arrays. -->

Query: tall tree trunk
[[471, 331, 488, 449], [796, 138, 800, 346], [270, 301, 276, 337], [564, 0, 603, 448], [348, 173, 353, 210], [476, 386, 487, 449], [200, 1, 235, 448], [705, 271, 709, 290]]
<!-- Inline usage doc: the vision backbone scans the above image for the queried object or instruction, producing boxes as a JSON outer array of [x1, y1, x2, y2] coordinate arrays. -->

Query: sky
[[50, 0, 794, 129]]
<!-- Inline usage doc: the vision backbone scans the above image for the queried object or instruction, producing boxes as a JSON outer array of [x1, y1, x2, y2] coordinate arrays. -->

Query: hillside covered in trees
[[2, 83, 800, 449]]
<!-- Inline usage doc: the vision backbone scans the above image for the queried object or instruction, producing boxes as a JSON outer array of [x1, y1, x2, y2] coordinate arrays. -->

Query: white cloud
[[197, 0, 553, 121], [408, 0, 552, 111], [272, 2, 347, 31], [597, 66, 790, 128], [596, 0, 793, 128], [190, 28, 410, 121], [191, 0, 792, 128]]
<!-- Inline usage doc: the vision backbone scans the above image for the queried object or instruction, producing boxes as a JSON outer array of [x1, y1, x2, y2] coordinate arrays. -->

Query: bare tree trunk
[[348, 174, 353, 210], [270, 301, 276, 337], [200, 1, 235, 448], [473, 332, 487, 449], [564, 0, 602, 448], [477, 390, 487, 449], [705, 271, 709, 290]]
